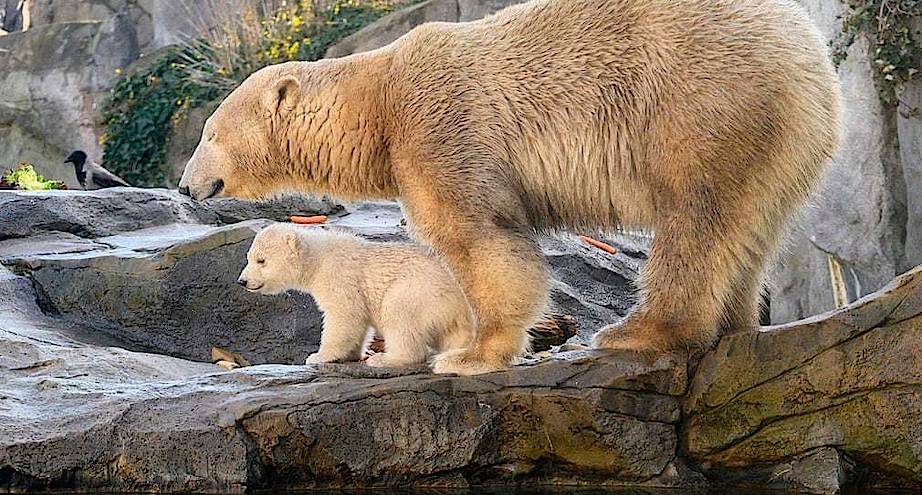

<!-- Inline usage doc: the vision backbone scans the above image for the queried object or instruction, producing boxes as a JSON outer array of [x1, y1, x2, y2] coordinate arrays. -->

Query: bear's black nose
[[236, 278, 248, 287], [178, 185, 190, 196]]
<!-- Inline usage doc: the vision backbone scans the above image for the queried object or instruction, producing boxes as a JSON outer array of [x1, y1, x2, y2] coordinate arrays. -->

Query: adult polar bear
[[179, 0, 840, 375]]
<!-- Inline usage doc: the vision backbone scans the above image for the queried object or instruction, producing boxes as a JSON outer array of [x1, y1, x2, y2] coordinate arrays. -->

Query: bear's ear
[[284, 231, 299, 253], [267, 76, 301, 114]]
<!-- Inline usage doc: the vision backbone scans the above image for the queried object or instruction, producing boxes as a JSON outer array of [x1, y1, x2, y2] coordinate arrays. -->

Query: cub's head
[[237, 224, 304, 295], [178, 62, 312, 201]]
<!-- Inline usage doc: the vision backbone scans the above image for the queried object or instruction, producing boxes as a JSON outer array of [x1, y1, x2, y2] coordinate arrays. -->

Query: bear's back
[[384, 0, 838, 231]]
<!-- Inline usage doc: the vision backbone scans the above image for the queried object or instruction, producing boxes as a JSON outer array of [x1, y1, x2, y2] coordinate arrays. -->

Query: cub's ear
[[283, 231, 299, 253], [266, 76, 301, 114]]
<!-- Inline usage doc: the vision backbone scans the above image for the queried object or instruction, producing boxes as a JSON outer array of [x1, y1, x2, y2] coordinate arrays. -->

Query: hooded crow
[[64, 150, 131, 190]]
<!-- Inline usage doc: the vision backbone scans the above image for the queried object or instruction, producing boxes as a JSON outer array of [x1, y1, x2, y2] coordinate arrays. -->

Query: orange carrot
[[579, 235, 617, 255], [290, 215, 328, 225]]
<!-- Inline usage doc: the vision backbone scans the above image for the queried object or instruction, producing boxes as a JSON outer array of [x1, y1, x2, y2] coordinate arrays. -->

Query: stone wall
[[772, 1, 922, 323], [0, 18, 139, 187]]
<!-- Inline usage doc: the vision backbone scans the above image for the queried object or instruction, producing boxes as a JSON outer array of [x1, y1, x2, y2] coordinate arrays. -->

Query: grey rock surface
[[325, 0, 526, 58], [0, 189, 340, 364], [457, 0, 524, 21], [325, 0, 460, 58], [1, 190, 921, 494], [0, 188, 340, 240], [27, 1, 153, 50]]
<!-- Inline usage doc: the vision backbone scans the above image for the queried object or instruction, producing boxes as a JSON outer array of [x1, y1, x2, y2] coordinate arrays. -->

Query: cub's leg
[[592, 203, 741, 355], [364, 319, 429, 368], [305, 307, 369, 364]]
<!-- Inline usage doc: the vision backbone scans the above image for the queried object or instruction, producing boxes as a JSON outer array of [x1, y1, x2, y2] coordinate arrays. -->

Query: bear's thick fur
[[238, 224, 476, 367], [180, 0, 840, 375]]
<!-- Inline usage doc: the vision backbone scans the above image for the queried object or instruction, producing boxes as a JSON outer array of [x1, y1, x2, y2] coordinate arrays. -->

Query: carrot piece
[[579, 235, 617, 255], [290, 215, 328, 225]]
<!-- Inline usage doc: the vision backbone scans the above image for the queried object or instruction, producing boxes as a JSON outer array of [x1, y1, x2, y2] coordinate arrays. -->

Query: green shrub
[[4, 164, 66, 191], [101, 46, 222, 187]]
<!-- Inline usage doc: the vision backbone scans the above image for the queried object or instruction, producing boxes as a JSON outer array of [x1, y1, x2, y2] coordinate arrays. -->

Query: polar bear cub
[[238, 223, 474, 368]]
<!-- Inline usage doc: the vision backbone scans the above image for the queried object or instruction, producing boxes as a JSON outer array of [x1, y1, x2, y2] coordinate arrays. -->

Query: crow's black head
[[65, 150, 88, 188], [64, 150, 87, 166]]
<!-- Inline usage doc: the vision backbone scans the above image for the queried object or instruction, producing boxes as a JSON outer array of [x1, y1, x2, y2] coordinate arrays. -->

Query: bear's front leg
[[427, 226, 548, 375], [395, 156, 548, 375]]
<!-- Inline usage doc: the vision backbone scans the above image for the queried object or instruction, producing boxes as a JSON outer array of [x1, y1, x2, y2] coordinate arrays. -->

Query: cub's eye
[[208, 131, 217, 142], [256, 259, 266, 265]]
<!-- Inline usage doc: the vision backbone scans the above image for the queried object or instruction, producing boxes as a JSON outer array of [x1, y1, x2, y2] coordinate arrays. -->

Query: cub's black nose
[[178, 185, 190, 196], [236, 278, 248, 287]]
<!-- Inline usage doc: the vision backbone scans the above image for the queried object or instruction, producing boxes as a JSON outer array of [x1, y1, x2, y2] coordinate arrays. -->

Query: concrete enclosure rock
[[1, 189, 921, 493]]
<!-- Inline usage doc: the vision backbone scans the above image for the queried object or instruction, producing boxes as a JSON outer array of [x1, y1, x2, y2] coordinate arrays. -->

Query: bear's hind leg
[[718, 203, 790, 334], [718, 242, 770, 335], [592, 206, 742, 355]]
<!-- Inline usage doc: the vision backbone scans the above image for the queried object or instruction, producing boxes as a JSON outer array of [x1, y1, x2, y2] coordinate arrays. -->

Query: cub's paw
[[305, 353, 335, 365], [431, 348, 508, 376]]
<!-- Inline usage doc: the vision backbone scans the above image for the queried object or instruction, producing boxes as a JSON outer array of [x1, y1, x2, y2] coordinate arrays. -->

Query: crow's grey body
[[64, 151, 130, 190]]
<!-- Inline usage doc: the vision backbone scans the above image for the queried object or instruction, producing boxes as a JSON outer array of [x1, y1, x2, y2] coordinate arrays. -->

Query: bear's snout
[[237, 275, 264, 292]]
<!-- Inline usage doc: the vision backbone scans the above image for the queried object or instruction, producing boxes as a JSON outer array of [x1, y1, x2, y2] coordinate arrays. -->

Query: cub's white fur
[[238, 223, 473, 367]]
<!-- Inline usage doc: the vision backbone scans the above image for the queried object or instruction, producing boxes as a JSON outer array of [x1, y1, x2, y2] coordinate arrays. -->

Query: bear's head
[[178, 57, 393, 202], [238, 224, 304, 295], [178, 63, 305, 201]]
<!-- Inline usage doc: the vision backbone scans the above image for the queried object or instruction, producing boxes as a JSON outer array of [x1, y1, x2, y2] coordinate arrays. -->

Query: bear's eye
[[256, 258, 266, 265], [208, 131, 217, 142]]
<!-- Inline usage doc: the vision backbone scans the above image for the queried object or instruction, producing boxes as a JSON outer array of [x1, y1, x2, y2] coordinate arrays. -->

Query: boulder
[[324, 0, 527, 58], [1, 189, 921, 493], [457, 0, 524, 21], [325, 0, 460, 59], [0, 189, 340, 364], [685, 264, 922, 486], [0, 188, 340, 240]]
